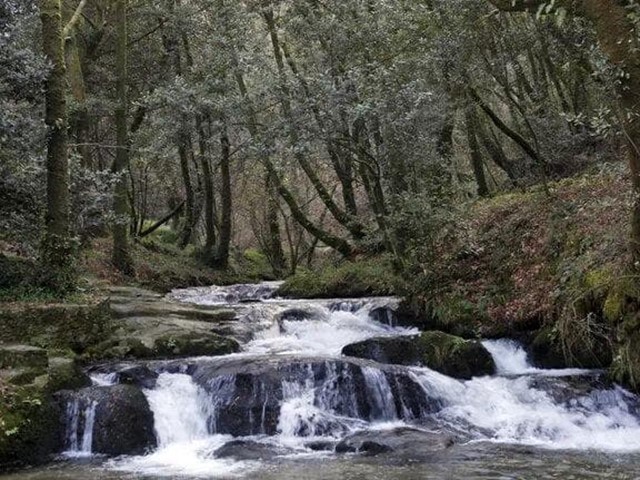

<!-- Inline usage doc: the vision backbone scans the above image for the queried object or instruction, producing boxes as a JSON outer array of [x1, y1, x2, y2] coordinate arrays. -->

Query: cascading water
[[52, 283, 640, 479], [63, 399, 97, 456]]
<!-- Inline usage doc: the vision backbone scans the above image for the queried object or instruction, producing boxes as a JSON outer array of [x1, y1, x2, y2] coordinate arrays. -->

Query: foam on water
[[481, 339, 592, 377], [246, 306, 416, 356]]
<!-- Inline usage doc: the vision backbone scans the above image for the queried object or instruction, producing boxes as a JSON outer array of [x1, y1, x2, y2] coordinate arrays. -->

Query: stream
[[5, 283, 640, 479]]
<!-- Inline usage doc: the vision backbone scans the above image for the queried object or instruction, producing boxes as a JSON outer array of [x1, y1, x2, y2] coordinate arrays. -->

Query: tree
[[488, 0, 640, 264], [39, 0, 87, 290], [112, 0, 135, 274]]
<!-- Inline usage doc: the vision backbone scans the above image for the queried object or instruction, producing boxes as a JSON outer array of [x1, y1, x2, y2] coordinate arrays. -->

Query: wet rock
[[342, 336, 421, 365], [528, 326, 613, 369], [369, 306, 397, 326], [305, 440, 335, 451], [417, 331, 495, 379], [56, 385, 156, 456], [335, 427, 455, 457], [190, 355, 441, 437], [116, 365, 159, 389], [214, 440, 289, 460]]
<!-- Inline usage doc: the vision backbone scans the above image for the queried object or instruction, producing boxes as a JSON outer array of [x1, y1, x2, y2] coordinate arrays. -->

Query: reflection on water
[[5, 443, 640, 480]]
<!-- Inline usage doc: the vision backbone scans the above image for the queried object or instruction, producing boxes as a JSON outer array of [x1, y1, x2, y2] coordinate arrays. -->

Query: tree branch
[[62, 0, 88, 39]]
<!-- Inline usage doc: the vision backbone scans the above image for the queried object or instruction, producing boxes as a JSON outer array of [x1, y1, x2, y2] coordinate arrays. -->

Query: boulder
[[214, 440, 290, 460], [0, 389, 62, 469], [56, 385, 156, 456], [335, 427, 455, 457], [116, 365, 159, 389], [416, 331, 495, 379], [189, 355, 441, 437], [342, 336, 421, 365]]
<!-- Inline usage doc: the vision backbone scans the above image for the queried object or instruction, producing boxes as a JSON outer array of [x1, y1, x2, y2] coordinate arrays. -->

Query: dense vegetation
[[4, 0, 640, 385]]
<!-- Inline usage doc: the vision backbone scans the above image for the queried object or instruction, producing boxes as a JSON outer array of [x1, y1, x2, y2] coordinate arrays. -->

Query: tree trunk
[[40, 0, 74, 289], [213, 121, 232, 269], [112, 0, 134, 275], [465, 105, 490, 197]]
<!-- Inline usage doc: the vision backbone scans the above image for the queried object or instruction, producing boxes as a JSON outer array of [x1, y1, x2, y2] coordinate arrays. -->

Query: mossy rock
[[529, 324, 612, 369], [153, 332, 240, 358], [0, 301, 112, 353], [0, 387, 62, 470], [84, 338, 154, 362], [415, 331, 495, 379], [342, 337, 421, 365], [44, 357, 91, 393], [278, 257, 399, 299], [0, 345, 48, 370]]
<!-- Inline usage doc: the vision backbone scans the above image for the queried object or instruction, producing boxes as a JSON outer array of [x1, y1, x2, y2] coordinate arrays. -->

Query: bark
[[212, 121, 232, 269], [139, 202, 185, 238], [196, 116, 216, 257], [40, 0, 74, 285], [465, 106, 490, 197], [112, 0, 134, 275]]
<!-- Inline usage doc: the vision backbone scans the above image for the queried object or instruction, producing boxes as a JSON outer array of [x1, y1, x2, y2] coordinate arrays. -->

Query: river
[[5, 283, 640, 479]]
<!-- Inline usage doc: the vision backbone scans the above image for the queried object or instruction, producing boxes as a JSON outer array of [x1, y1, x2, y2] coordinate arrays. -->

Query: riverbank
[[398, 165, 640, 390]]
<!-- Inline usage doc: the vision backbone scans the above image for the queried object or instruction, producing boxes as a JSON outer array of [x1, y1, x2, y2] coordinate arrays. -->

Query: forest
[[3, 0, 640, 478]]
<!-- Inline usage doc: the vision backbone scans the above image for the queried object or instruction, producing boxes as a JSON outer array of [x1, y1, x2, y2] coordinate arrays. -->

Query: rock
[[416, 331, 495, 379], [116, 365, 159, 389], [0, 388, 63, 469], [56, 385, 156, 456], [0, 345, 48, 370], [0, 302, 112, 353], [528, 326, 612, 369], [369, 306, 397, 326], [153, 332, 239, 358], [342, 336, 421, 365], [189, 355, 441, 437], [335, 427, 455, 457], [214, 440, 289, 460], [305, 440, 335, 451], [45, 357, 92, 393], [85, 338, 154, 361]]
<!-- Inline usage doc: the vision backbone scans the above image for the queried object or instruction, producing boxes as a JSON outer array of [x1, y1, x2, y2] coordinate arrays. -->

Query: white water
[[63, 399, 97, 457], [481, 339, 592, 377], [112, 373, 254, 477], [246, 303, 417, 356]]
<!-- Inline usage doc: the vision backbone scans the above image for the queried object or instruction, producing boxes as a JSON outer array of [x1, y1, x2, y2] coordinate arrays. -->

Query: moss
[[415, 331, 495, 379], [0, 385, 62, 470], [279, 256, 400, 299], [84, 338, 153, 362], [0, 301, 112, 353], [153, 333, 240, 358]]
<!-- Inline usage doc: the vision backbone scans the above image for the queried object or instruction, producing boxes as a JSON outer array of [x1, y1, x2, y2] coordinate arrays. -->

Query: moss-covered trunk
[[112, 0, 134, 275], [40, 0, 74, 289]]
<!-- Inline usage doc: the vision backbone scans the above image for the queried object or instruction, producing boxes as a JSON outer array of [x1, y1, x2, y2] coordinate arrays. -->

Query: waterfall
[[64, 399, 97, 456], [362, 367, 397, 421], [144, 373, 212, 446]]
